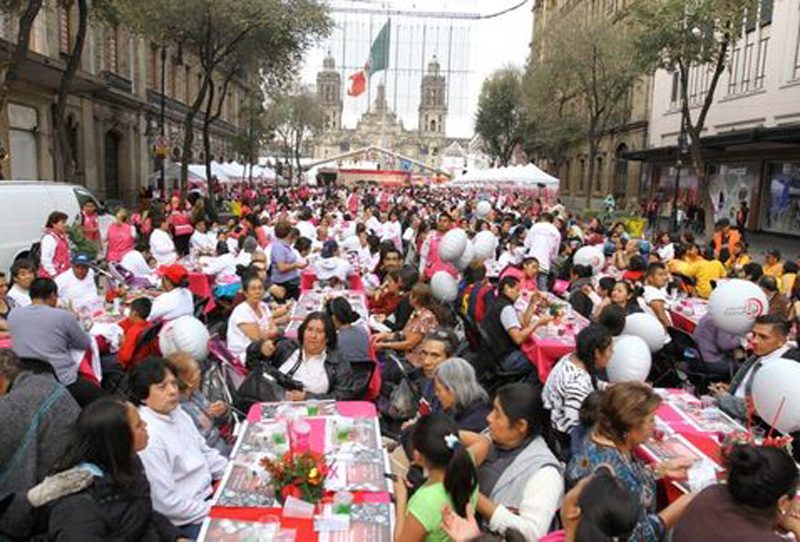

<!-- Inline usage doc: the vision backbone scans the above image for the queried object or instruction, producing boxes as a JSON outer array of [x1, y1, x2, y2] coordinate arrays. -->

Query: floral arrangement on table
[[260, 450, 329, 504], [722, 397, 794, 455], [105, 287, 126, 304]]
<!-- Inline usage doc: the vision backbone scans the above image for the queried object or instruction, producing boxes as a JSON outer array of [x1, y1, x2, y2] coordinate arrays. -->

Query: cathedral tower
[[317, 52, 342, 131]]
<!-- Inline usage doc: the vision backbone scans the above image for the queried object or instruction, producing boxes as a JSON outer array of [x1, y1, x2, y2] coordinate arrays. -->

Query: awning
[[625, 124, 800, 162]]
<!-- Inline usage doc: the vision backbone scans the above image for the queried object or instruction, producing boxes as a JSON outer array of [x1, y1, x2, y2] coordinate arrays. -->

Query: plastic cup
[[333, 491, 354, 515], [282, 495, 315, 519], [306, 400, 320, 417]]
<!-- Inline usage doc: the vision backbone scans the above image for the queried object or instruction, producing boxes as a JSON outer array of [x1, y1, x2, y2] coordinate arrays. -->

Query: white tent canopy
[[147, 162, 276, 187], [449, 164, 560, 188]]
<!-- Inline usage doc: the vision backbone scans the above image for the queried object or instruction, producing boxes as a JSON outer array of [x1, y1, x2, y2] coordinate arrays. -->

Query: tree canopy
[[474, 67, 528, 167]]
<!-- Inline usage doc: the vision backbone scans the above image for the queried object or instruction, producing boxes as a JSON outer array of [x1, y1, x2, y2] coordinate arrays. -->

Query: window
[[8, 104, 38, 180], [58, 2, 71, 54], [728, 0, 770, 95], [794, 13, 800, 79], [595, 155, 604, 192], [579, 158, 586, 193], [670, 71, 679, 106], [148, 46, 158, 88], [184, 66, 191, 102]]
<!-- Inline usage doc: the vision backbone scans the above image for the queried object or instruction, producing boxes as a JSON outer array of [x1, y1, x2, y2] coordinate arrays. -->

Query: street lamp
[[159, 44, 167, 193]]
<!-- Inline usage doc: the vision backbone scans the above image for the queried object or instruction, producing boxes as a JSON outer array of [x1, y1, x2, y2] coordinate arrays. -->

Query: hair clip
[[444, 433, 459, 450]]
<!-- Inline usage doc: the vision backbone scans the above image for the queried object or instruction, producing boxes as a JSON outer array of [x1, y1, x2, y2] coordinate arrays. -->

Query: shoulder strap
[[0, 383, 66, 487]]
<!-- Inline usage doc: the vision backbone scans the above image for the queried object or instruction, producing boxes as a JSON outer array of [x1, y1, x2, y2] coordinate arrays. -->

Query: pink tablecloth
[[522, 335, 576, 384]]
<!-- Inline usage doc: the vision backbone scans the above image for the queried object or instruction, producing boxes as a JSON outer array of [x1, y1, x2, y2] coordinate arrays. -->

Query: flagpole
[[381, 17, 390, 152]]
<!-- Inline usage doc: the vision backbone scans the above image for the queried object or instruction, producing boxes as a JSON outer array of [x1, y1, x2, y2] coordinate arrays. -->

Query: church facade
[[311, 54, 467, 170]]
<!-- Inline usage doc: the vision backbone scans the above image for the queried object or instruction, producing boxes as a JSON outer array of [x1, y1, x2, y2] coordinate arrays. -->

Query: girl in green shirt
[[394, 413, 478, 542]]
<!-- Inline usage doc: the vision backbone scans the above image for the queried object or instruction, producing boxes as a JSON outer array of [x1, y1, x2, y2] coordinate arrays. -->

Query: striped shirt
[[542, 355, 594, 433]]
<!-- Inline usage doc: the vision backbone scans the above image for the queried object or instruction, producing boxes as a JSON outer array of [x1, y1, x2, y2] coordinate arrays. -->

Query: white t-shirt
[[278, 349, 329, 395], [523, 222, 561, 272], [148, 287, 194, 322], [189, 231, 216, 255], [120, 250, 158, 285], [296, 220, 317, 241], [8, 284, 30, 307], [642, 285, 672, 325], [55, 268, 100, 311], [149, 229, 177, 266], [226, 301, 272, 358]]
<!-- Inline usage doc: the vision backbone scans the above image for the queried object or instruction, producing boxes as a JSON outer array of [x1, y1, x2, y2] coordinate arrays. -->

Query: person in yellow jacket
[[763, 249, 784, 280], [725, 241, 751, 277], [685, 246, 727, 299]]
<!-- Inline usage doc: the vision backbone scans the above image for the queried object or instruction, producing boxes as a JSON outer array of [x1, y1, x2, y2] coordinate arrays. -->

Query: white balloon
[[475, 200, 492, 218], [623, 313, 668, 353], [607, 335, 652, 383], [472, 230, 498, 261], [573, 245, 605, 274], [431, 271, 459, 303], [159, 316, 210, 361], [457, 241, 475, 271], [752, 358, 800, 434], [708, 279, 769, 335], [438, 228, 468, 262]]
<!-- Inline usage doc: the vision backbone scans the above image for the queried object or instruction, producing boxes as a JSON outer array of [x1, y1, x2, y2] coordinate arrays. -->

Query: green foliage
[[526, 9, 647, 205], [231, 95, 270, 167], [264, 84, 324, 181], [631, 0, 757, 72], [66, 224, 98, 258], [474, 67, 527, 166]]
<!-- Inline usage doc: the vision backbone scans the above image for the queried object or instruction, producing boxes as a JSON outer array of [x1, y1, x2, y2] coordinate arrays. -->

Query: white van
[[0, 181, 114, 273]]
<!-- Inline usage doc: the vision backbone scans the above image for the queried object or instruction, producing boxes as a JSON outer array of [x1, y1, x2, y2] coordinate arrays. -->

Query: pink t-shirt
[[539, 531, 565, 542]]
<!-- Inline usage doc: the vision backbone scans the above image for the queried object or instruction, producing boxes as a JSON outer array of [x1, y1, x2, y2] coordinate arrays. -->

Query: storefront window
[[654, 165, 698, 213], [707, 162, 758, 223], [761, 162, 800, 235]]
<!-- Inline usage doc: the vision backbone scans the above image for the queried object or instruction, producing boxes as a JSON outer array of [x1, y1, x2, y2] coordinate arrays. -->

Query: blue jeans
[[537, 272, 550, 292], [177, 522, 203, 540], [500, 349, 532, 373]]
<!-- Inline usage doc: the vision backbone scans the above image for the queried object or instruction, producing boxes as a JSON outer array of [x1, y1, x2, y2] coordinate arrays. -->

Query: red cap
[[156, 264, 188, 285]]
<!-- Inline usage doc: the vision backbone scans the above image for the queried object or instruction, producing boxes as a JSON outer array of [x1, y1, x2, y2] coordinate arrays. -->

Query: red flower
[[281, 484, 301, 501]]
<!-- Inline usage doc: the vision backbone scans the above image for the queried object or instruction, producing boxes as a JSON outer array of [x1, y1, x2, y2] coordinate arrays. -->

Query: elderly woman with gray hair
[[433, 357, 491, 433]]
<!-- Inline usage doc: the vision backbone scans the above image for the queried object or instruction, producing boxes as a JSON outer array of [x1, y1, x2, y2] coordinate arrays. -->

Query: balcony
[[100, 70, 133, 94]]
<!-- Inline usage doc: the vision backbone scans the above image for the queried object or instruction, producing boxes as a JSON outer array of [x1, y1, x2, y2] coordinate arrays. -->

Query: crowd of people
[[0, 182, 799, 542]]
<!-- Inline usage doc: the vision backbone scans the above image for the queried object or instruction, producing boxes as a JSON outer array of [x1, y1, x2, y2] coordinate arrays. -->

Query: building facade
[[0, 3, 250, 204], [530, 0, 650, 211], [312, 54, 467, 169], [630, 0, 800, 236]]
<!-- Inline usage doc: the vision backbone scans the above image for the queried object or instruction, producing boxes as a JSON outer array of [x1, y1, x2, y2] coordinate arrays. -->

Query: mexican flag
[[348, 20, 390, 97]]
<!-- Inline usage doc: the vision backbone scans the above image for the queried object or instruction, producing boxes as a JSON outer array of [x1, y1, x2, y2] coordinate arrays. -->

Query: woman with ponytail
[[394, 413, 478, 542], [672, 444, 800, 541]]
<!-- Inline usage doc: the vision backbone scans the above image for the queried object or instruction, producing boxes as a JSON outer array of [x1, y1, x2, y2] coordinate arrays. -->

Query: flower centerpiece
[[260, 451, 328, 504]]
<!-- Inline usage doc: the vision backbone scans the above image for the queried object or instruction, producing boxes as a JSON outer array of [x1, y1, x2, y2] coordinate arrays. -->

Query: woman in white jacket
[[149, 217, 177, 266], [464, 382, 564, 541]]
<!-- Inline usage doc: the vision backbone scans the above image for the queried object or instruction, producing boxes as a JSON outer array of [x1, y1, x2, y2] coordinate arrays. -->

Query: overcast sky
[[300, 0, 533, 138]]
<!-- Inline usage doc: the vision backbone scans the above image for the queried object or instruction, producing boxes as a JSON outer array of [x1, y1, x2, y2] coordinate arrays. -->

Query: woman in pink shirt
[[106, 208, 137, 263]]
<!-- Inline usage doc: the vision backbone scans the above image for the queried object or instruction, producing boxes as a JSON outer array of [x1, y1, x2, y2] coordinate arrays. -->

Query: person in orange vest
[[712, 218, 740, 263]]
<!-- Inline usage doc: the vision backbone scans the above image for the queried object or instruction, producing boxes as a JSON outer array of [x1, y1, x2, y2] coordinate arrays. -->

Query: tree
[[523, 60, 583, 176], [533, 10, 646, 209], [231, 93, 271, 182], [264, 84, 324, 184], [632, 0, 757, 234], [474, 67, 527, 167], [117, 0, 330, 191], [0, 0, 44, 179]]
